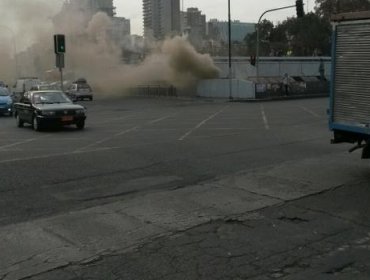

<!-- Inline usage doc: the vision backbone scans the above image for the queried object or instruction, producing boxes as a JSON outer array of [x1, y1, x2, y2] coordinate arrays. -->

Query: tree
[[281, 13, 332, 56], [245, 19, 274, 56], [245, 13, 331, 56], [315, 0, 370, 19]]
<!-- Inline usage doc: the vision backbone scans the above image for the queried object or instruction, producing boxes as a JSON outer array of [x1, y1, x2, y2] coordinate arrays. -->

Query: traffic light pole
[[60, 67, 64, 92], [256, 5, 296, 80], [56, 53, 65, 91], [54, 34, 66, 91]]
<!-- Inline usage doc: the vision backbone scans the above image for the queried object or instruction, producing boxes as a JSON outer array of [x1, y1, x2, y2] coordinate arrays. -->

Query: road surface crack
[[325, 262, 355, 274]]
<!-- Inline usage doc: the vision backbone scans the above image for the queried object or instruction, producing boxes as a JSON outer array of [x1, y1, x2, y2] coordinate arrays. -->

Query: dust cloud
[[0, 1, 220, 94], [0, 0, 62, 85]]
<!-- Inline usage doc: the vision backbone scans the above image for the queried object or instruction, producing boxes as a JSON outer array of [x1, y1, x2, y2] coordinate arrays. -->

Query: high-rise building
[[54, 0, 129, 47], [143, 0, 180, 40], [183, 7, 206, 47], [92, 0, 116, 17], [110, 17, 131, 44], [61, 0, 116, 18]]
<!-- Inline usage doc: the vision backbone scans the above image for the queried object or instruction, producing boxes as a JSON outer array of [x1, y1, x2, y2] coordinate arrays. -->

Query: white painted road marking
[[75, 115, 172, 152], [299, 106, 321, 118], [0, 135, 50, 151], [260, 105, 270, 130], [178, 106, 230, 141], [148, 115, 172, 125]]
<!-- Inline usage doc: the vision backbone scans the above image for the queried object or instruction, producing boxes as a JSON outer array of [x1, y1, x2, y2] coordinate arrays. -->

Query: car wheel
[[89, 97, 93, 101], [32, 117, 42, 131], [76, 120, 85, 130], [16, 114, 24, 128]]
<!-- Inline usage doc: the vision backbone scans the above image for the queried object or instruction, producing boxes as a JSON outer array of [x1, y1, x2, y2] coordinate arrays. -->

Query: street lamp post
[[256, 5, 296, 79], [228, 0, 233, 99], [0, 25, 19, 78]]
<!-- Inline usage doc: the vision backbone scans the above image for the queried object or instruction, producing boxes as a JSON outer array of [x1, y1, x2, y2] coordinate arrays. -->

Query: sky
[[114, 0, 315, 35]]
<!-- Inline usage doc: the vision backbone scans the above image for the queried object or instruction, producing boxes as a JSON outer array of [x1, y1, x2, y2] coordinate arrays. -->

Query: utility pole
[[228, 0, 233, 100]]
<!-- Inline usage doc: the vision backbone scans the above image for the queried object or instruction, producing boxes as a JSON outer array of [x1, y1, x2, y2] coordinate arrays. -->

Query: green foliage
[[245, 13, 331, 56], [245, 19, 273, 55], [315, 0, 370, 19], [244, 0, 370, 57]]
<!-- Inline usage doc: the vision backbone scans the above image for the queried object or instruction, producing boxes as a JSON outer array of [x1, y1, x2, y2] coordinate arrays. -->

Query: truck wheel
[[33, 117, 42, 131], [16, 114, 24, 128]]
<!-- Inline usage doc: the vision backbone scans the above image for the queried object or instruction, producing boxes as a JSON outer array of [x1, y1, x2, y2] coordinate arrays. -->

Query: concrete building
[[143, 0, 181, 40], [183, 8, 206, 47], [61, 0, 116, 18], [110, 17, 131, 44], [208, 20, 255, 43], [91, 0, 116, 17]]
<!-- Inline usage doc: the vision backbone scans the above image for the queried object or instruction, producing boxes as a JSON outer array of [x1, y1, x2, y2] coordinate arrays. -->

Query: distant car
[[29, 84, 53, 91], [13, 90, 86, 131], [0, 87, 13, 116], [66, 81, 93, 101]]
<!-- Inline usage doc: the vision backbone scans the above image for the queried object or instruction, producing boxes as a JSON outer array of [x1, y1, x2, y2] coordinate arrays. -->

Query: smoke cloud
[[0, 1, 220, 94]]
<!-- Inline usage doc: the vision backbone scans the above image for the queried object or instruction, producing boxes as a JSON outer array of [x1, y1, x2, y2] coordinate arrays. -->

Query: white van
[[13, 77, 41, 93], [13, 77, 41, 101]]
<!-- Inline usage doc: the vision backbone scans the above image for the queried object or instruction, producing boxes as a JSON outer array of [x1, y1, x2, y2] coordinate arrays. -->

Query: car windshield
[[39, 85, 51, 90], [78, 84, 91, 89], [0, 88, 10, 96], [32, 91, 71, 104]]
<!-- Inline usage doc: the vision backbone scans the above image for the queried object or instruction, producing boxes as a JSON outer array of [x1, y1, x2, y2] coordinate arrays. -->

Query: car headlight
[[75, 109, 85, 115], [41, 111, 56, 116]]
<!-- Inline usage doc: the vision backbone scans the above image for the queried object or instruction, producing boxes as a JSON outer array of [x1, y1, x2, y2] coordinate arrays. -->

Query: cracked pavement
[[2, 154, 370, 280], [1, 97, 370, 279], [26, 180, 370, 280]]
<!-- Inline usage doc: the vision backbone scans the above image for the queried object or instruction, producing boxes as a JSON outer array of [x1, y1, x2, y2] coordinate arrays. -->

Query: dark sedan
[[13, 90, 87, 131]]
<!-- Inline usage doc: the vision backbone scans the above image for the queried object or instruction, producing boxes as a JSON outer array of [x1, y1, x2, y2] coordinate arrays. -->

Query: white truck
[[329, 11, 370, 158]]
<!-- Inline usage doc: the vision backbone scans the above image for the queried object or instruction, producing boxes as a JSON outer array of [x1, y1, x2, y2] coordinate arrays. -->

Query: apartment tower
[[143, 0, 180, 39]]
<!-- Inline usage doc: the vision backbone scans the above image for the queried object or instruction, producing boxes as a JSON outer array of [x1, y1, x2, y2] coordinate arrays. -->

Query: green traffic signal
[[54, 34, 66, 54]]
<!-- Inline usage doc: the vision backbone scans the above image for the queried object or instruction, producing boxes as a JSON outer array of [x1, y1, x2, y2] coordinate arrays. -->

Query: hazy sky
[[114, 0, 315, 35]]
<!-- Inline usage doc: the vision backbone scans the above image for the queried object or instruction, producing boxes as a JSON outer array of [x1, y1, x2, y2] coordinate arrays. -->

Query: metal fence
[[253, 76, 330, 99], [130, 85, 178, 97]]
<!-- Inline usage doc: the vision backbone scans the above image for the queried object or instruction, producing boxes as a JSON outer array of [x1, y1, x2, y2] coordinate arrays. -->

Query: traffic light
[[54, 34, 66, 54], [296, 0, 305, 18]]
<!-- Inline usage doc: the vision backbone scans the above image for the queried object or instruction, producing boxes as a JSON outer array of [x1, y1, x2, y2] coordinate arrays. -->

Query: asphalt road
[[1, 96, 370, 279], [0, 96, 337, 226]]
